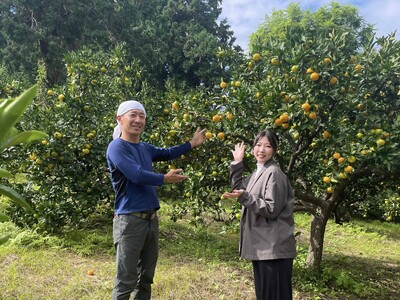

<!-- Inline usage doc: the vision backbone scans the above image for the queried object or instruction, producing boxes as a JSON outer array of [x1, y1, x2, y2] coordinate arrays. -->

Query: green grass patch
[[0, 207, 399, 299]]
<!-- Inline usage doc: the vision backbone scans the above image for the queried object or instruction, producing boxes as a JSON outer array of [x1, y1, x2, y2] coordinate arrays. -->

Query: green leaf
[[0, 85, 37, 142], [0, 212, 10, 222], [3, 127, 18, 142], [0, 234, 11, 245], [1, 130, 48, 151], [0, 184, 34, 213], [0, 168, 11, 178]]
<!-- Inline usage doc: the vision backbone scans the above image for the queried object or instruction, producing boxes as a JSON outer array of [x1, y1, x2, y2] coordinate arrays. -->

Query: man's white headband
[[112, 100, 146, 139]]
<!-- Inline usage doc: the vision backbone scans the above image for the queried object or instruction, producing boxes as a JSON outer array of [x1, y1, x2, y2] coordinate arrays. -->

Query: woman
[[223, 130, 296, 300]]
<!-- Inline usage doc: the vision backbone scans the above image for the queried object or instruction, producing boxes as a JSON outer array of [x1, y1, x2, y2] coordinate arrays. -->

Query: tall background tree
[[0, 0, 238, 87], [245, 2, 400, 267]]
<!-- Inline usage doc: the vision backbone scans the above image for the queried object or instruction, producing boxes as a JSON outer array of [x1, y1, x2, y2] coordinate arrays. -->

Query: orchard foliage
[[6, 46, 147, 231]]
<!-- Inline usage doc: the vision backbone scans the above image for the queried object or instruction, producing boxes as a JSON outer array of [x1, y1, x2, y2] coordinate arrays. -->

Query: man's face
[[118, 109, 146, 137]]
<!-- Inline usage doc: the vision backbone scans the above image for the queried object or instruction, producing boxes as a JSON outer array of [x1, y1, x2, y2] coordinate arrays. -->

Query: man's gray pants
[[112, 214, 158, 300]]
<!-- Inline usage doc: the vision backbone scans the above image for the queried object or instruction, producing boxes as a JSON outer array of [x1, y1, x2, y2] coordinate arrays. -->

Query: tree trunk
[[306, 213, 329, 268]]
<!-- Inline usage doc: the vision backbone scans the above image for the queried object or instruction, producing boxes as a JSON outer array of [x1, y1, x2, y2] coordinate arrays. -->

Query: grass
[[0, 205, 399, 300]]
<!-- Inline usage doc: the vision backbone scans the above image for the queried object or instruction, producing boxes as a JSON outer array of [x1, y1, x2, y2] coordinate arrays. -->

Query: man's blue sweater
[[106, 138, 191, 214]]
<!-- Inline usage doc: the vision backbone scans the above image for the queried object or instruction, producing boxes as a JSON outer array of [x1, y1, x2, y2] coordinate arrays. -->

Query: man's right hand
[[164, 168, 188, 183]]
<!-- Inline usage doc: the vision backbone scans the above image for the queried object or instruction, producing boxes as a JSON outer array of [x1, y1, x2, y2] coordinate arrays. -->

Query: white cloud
[[220, 0, 400, 52]]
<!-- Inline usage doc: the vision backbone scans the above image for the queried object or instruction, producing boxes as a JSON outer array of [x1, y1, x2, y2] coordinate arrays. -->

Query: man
[[106, 100, 206, 299]]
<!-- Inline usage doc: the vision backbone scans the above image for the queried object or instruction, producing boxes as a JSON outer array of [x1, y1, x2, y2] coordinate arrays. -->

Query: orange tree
[[6, 45, 146, 231], [222, 3, 399, 268]]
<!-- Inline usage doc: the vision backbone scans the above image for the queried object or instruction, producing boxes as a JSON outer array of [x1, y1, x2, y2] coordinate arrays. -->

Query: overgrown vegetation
[[0, 205, 399, 299]]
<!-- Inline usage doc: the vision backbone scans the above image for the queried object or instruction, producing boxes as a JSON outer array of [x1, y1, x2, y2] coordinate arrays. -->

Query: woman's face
[[252, 136, 275, 164]]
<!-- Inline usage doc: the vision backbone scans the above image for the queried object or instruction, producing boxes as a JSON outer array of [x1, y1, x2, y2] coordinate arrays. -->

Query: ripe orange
[[171, 101, 179, 110], [226, 112, 234, 120], [310, 72, 320, 81], [329, 77, 338, 85], [301, 102, 311, 111], [279, 113, 289, 123], [205, 131, 213, 139], [217, 132, 225, 140], [344, 165, 354, 173], [327, 187, 334, 193], [212, 114, 222, 122], [220, 81, 227, 89], [282, 123, 289, 129], [333, 152, 341, 159], [354, 64, 363, 71], [58, 94, 65, 101], [306, 68, 313, 74], [323, 176, 331, 184], [323, 57, 331, 64], [274, 118, 283, 126], [308, 112, 317, 119], [235, 81, 241, 87], [322, 131, 330, 138], [337, 157, 345, 164], [87, 269, 95, 276]]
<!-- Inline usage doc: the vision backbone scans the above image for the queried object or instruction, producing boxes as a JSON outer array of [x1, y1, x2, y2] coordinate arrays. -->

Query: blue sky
[[220, 0, 400, 52]]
